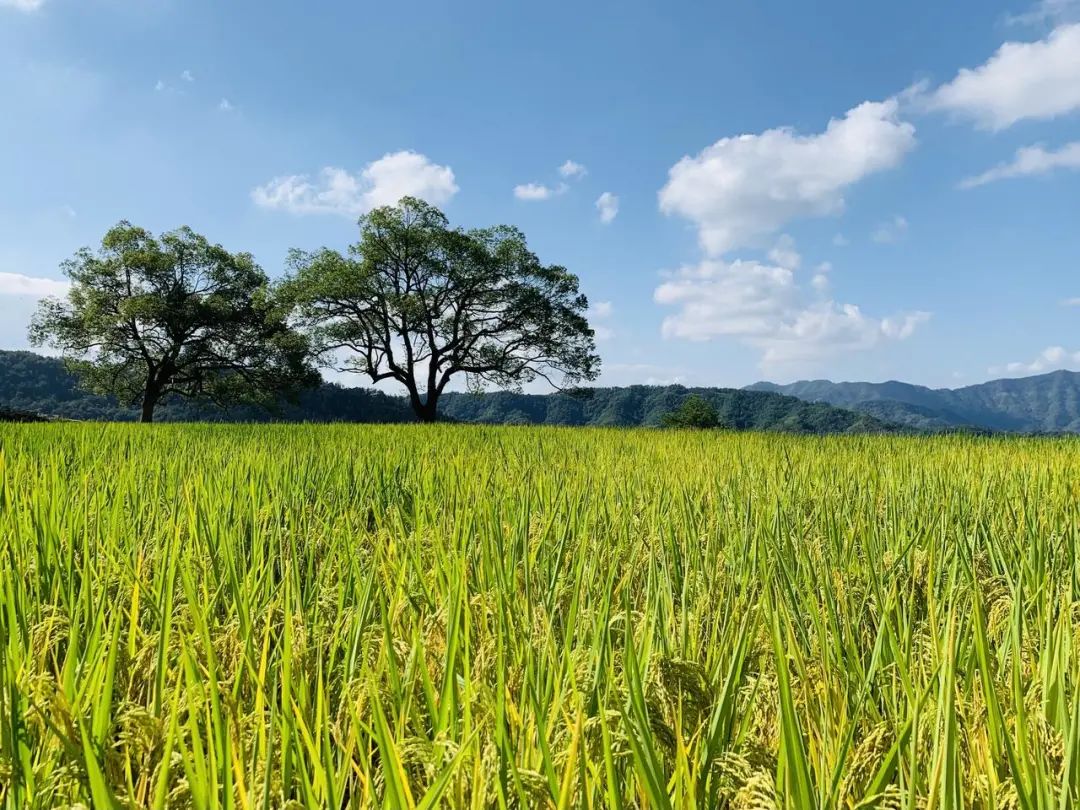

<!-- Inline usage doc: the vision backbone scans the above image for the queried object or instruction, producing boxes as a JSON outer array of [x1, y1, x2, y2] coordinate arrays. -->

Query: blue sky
[[2, 0, 1079, 389]]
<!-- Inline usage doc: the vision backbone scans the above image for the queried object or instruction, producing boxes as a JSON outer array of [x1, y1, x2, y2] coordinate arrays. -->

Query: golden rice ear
[[2, 423, 1076, 808]]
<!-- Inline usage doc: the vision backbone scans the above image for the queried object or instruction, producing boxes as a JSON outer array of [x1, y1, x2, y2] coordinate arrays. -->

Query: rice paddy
[[2, 423, 1079, 808]]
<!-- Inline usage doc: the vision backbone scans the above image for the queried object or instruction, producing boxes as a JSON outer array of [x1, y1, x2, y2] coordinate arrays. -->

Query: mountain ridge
[[746, 369, 1080, 432], [0, 349, 897, 434]]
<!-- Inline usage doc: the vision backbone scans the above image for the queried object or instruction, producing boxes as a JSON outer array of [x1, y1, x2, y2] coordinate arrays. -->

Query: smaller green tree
[[30, 221, 318, 422], [660, 394, 720, 429]]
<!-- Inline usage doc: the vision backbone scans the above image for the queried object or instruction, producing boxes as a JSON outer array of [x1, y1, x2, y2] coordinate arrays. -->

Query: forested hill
[[437, 387, 895, 431], [748, 369, 1080, 433], [0, 349, 895, 433], [0, 350, 408, 423]]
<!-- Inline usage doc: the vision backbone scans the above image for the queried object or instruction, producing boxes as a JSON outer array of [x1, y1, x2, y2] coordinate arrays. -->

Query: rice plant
[[1, 423, 1078, 808]]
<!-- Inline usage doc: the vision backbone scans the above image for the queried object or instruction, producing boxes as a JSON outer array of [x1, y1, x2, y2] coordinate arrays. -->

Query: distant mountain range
[[747, 370, 1080, 433], [7, 348, 1079, 434], [0, 349, 892, 433]]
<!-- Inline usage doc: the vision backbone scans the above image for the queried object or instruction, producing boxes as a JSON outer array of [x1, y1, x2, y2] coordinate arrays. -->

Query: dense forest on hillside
[[0, 350, 895, 433], [749, 370, 1080, 433]]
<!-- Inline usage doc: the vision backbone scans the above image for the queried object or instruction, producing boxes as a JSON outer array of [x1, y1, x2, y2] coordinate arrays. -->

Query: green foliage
[[1, 424, 1079, 807], [660, 394, 720, 429], [438, 385, 897, 433], [751, 370, 1080, 432], [28, 221, 318, 422], [283, 197, 600, 421], [0, 350, 901, 433]]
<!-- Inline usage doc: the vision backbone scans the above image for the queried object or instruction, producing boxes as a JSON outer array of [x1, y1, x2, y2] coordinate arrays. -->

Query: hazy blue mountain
[[748, 369, 1080, 433], [0, 349, 896, 433]]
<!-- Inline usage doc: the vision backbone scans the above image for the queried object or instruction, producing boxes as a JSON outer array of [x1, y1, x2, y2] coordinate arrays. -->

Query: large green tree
[[284, 197, 600, 422], [30, 221, 318, 422]]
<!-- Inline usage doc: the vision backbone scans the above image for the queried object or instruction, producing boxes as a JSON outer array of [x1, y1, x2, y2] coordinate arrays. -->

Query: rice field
[[2, 424, 1079, 809]]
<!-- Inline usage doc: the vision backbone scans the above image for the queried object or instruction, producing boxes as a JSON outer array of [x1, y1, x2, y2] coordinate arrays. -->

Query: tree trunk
[[410, 390, 440, 423], [140, 388, 159, 423]]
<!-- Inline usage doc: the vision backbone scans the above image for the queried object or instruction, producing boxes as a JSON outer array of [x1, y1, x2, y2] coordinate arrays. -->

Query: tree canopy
[[284, 197, 600, 421], [30, 221, 317, 422], [660, 394, 721, 429]]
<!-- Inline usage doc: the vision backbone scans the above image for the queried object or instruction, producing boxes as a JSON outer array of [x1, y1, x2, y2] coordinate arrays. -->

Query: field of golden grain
[[2, 424, 1079, 808]]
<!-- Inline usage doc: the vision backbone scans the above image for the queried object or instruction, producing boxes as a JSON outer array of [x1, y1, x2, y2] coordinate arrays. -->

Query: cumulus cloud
[[880, 311, 931, 339], [588, 300, 614, 341], [871, 215, 909, 244], [558, 160, 587, 179], [513, 182, 566, 201], [989, 345, 1080, 375], [653, 258, 928, 368], [602, 363, 689, 387], [252, 151, 458, 217], [595, 192, 619, 223], [218, 98, 234, 112], [658, 98, 916, 255], [1005, 0, 1080, 27], [832, 233, 849, 247], [589, 300, 613, 319], [767, 235, 801, 270], [655, 260, 797, 341], [180, 69, 194, 83], [0, 0, 45, 10], [928, 24, 1080, 129], [759, 305, 928, 366], [811, 262, 831, 293], [960, 141, 1080, 187], [515, 159, 586, 200], [0, 272, 69, 297]]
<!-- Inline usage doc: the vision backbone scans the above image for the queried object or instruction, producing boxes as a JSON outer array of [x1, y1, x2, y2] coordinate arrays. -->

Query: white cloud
[[602, 363, 689, 387], [767, 234, 801, 270], [514, 178, 571, 200], [871, 215, 909, 244], [811, 262, 831, 293], [595, 191, 619, 223], [653, 257, 928, 368], [589, 300, 613, 319], [880, 311, 931, 339], [960, 141, 1080, 187], [655, 259, 796, 341], [514, 183, 560, 201], [180, 69, 194, 83], [760, 305, 928, 366], [252, 151, 458, 217], [832, 233, 849, 247], [1005, 0, 1080, 27], [0, 272, 69, 297], [989, 345, 1080, 375], [154, 79, 166, 92], [0, 0, 45, 10], [588, 300, 614, 340], [558, 160, 587, 179], [658, 98, 915, 255], [928, 24, 1080, 129], [516, 161, 585, 201], [218, 98, 234, 112], [1062, 296, 1080, 306]]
